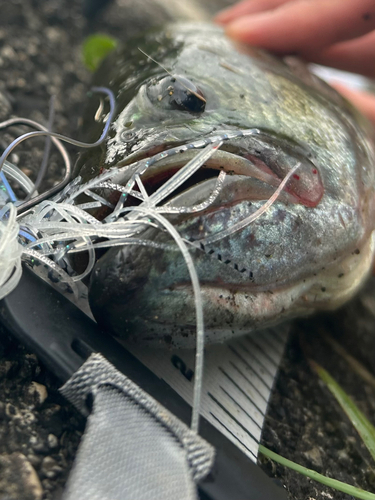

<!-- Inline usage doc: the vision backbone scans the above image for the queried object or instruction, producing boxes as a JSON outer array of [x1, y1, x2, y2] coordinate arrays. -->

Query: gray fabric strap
[[60, 353, 215, 500]]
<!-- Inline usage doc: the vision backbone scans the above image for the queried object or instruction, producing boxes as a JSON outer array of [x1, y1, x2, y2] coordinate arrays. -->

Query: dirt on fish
[[1, 0, 375, 499]]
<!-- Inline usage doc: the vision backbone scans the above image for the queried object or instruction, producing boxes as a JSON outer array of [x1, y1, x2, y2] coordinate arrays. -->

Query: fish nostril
[[121, 130, 136, 142]]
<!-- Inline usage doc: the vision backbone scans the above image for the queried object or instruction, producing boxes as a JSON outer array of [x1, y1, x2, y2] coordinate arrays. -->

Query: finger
[[214, 0, 289, 25], [331, 82, 375, 129], [313, 31, 375, 79], [225, 0, 375, 56]]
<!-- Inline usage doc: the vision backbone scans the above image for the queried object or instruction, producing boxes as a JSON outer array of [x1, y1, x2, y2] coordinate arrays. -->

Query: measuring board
[[1, 266, 290, 499], [126, 325, 289, 462], [26, 266, 290, 463]]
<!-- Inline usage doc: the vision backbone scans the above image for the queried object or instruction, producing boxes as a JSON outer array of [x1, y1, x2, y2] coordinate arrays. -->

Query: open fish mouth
[[109, 129, 325, 218], [86, 126, 372, 348], [86, 128, 338, 347]]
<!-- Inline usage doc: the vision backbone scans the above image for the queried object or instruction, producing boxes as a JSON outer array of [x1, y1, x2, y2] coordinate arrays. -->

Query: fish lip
[[141, 149, 293, 205], [111, 129, 323, 208]]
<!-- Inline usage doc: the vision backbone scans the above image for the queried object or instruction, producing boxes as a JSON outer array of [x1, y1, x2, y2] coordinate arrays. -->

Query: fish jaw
[[88, 151, 375, 348], [86, 122, 375, 349], [89, 220, 375, 348]]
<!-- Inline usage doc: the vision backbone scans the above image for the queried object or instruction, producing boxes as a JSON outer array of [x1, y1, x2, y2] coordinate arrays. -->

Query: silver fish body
[[77, 23, 375, 347]]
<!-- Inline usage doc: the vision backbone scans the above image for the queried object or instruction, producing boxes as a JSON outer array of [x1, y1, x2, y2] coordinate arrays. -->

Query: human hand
[[215, 0, 375, 126]]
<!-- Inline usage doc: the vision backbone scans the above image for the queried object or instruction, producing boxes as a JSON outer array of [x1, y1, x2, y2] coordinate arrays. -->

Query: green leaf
[[259, 445, 375, 500], [311, 360, 375, 462], [82, 34, 118, 72]]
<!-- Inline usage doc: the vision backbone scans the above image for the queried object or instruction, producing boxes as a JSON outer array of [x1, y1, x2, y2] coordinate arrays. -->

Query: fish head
[[76, 24, 375, 347]]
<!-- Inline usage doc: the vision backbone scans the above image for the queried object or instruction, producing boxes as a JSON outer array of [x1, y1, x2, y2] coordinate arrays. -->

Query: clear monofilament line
[[0, 204, 23, 299], [0, 87, 115, 174], [113, 205, 205, 433], [24, 95, 56, 202], [159, 170, 226, 214], [136, 141, 223, 210], [10, 129, 305, 438], [197, 162, 301, 246]]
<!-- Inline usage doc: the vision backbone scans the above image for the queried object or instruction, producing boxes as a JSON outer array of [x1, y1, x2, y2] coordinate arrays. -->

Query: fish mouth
[[88, 130, 371, 347], [112, 130, 324, 211]]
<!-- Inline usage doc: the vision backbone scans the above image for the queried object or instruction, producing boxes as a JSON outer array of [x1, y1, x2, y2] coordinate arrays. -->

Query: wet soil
[[261, 277, 375, 500], [1, 1, 375, 499]]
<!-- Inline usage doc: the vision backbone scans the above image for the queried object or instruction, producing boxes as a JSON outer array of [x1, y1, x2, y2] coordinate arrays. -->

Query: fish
[[74, 23, 375, 348]]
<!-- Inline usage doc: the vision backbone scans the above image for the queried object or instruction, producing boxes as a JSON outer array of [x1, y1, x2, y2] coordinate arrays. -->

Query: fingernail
[[225, 18, 252, 40]]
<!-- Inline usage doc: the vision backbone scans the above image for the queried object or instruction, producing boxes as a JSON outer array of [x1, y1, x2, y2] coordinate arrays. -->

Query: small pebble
[[10, 153, 19, 165], [26, 382, 48, 407], [27, 453, 42, 468], [0, 452, 43, 500], [302, 447, 323, 470], [41, 456, 63, 479], [30, 436, 49, 455], [20, 410, 36, 427], [47, 434, 59, 450], [5, 403, 20, 419]]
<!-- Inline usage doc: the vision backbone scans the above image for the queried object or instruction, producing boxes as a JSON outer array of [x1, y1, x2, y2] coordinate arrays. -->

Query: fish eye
[[147, 75, 206, 114]]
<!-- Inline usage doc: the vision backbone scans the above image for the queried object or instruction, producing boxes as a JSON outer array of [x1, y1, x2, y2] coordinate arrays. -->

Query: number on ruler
[[171, 355, 194, 381]]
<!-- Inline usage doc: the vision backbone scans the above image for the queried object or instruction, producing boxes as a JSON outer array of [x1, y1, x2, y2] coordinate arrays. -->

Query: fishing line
[[18, 142, 223, 432], [0, 114, 309, 436], [0, 204, 23, 300], [0, 117, 71, 211], [138, 47, 207, 105], [2, 161, 36, 197], [0, 87, 115, 173], [0, 171, 17, 203], [160, 170, 226, 213], [24, 95, 56, 202], [197, 162, 302, 246], [0, 116, 71, 174], [107, 204, 206, 433]]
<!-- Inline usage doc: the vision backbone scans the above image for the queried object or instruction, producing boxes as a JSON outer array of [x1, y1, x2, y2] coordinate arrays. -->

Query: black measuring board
[[0, 265, 288, 500]]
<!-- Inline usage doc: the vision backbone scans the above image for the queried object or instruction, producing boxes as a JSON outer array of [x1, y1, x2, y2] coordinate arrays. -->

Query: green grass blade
[[82, 34, 118, 72], [311, 360, 375, 461], [259, 445, 375, 500]]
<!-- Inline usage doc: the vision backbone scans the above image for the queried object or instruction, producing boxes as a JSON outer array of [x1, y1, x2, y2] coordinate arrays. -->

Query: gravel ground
[[1, 1, 375, 499]]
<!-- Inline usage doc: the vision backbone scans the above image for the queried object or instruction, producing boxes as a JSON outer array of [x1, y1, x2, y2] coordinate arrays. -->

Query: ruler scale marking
[[244, 336, 280, 370], [216, 373, 265, 429], [219, 366, 267, 417], [228, 345, 273, 391], [208, 392, 260, 444], [209, 412, 258, 461], [227, 362, 269, 405], [219, 385, 263, 430], [236, 340, 276, 382]]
